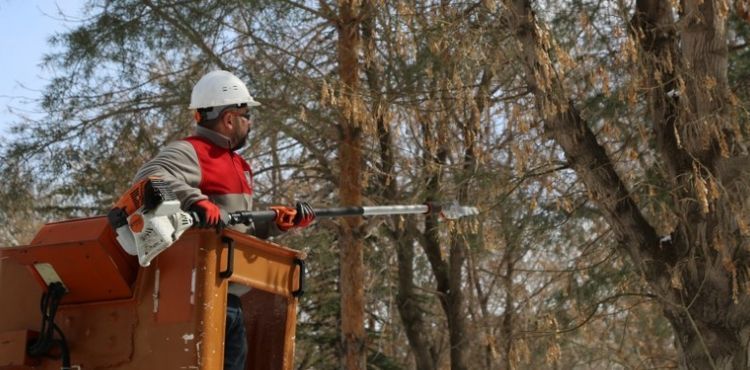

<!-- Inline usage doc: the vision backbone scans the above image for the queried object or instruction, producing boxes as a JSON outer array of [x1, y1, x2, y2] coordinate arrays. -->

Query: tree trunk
[[420, 109, 454, 364], [446, 234, 469, 370], [395, 229, 438, 370], [336, 1, 366, 369], [420, 90, 471, 370], [500, 245, 515, 370]]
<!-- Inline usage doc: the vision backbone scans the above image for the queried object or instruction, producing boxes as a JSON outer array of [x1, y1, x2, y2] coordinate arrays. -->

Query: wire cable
[[27, 282, 71, 368]]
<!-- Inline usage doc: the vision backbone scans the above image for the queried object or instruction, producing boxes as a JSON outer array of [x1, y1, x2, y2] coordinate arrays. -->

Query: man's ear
[[220, 111, 234, 129]]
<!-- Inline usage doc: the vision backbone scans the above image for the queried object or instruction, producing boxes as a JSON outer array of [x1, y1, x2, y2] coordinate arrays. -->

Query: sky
[[0, 0, 85, 136]]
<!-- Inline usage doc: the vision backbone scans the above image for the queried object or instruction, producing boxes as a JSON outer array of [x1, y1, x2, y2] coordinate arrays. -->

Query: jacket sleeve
[[133, 140, 206, 209]]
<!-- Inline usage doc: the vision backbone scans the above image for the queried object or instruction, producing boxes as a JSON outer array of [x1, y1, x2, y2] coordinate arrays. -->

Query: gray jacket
[[134, 126, 277, 237]]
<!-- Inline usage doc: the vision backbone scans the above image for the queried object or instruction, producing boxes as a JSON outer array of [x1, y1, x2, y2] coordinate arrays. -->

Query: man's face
[[229, 109, 252, 150]]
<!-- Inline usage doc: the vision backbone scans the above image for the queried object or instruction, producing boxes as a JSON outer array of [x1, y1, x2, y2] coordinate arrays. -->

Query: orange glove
[[271, 202, 316, 231], [191, 199, 222, 227]]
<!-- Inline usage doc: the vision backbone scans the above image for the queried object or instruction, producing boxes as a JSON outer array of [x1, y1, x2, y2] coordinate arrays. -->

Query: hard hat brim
[[189, 100, 262, 110]]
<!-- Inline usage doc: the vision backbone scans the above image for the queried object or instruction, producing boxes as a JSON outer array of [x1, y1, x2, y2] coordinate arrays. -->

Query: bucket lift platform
[[0, 216, 304, 370]]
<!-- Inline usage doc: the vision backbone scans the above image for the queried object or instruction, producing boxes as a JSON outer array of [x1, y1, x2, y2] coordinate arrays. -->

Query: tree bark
[[335, 1, 366, 369]]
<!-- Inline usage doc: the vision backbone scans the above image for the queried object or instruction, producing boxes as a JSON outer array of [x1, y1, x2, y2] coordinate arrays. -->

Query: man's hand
[[191, 199, 222, 228], [271, 201, 316, 231]]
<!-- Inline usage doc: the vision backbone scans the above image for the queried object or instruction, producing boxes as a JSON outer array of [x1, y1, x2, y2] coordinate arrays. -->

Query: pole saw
[[107, 178, 479, 267]]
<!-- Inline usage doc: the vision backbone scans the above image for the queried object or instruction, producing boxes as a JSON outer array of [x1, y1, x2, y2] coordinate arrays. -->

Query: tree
[[506, 0, 750, 366], [331, 0, 367, 368]]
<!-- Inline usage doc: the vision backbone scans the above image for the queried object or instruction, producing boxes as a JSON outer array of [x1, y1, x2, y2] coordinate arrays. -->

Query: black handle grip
[[292, 258, 306, 298], [228, 210, 277, 226], [227, 207, 367, 226], [220, 236, 234, 279]]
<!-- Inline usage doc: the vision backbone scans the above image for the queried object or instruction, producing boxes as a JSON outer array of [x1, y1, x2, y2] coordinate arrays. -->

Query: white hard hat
[[189, 70, 261, 109]]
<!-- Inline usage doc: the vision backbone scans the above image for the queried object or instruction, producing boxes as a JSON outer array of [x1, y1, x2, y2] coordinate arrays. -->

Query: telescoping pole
[[318, 205, 430, 217], [227, 203, 478, 226]]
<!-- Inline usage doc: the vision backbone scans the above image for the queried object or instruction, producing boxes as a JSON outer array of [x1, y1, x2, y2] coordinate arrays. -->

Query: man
[[133, 70, 315, 370]]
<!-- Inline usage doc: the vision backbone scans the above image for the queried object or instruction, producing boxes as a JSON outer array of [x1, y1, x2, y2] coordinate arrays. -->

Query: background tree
[[506, 0, 750, 367]]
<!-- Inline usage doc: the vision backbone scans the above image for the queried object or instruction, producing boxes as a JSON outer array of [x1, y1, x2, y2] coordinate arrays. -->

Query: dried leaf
[[695, 174, 709, 214], [737, 214, 749, 236], [299, 106, 308, 123], [320, 80, 330, 106], [670, 266, 683, 290]]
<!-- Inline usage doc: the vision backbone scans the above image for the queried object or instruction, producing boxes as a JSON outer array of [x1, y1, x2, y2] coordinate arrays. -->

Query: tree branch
[[505, 0, 675, 283], [141, 0, 229, 70]]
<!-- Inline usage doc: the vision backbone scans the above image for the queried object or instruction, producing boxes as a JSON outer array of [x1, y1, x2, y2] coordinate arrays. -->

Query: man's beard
[[231, 127, 249, 150]]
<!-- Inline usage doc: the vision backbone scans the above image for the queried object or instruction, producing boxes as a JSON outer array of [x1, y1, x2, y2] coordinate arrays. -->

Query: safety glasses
[[228, 110, 252, 121]]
